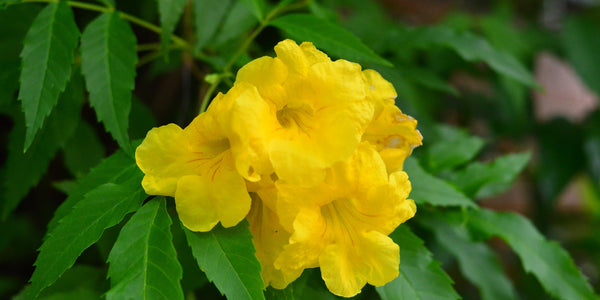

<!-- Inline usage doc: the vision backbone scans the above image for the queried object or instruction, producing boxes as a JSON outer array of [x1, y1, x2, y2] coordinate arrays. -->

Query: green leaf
[[376, 226, 459, 300], [468, 209, 598, 300], [562, 16, 600, 96], [1, 72, 84, 219], [240, 0, 264, 21], [106, 198, 183, 300], [425, 125, 485, 173], [213, 0, 257, 46], [266, 269, 341, 300], [402, 67, 458, 96], [29, 171, 146, 297], [17, 2, 80, 151], [450, 152, 530, 199], [184, 220, 265, 300], [81, 12, 137, 155], [157, 0, 186, 55], [46, 150, 139, 233], [404, 157, 476, 208], [62, 121, 105, 178], [193, 0, 232, 50], [422, 216, 517, 300], [270, 14, 392, 67], [413, 26, 537, 88]]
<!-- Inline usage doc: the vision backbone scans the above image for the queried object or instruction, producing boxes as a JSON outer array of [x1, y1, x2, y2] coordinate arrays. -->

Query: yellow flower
[[272, 143, 416, 297], [228, 39, 375, 187], [361, 70, 423, 173], [135, 103, 251, 232]]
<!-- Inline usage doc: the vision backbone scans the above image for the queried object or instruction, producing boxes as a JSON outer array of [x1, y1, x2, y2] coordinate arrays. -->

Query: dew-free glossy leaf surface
[[468, 209, 598, 300], [422, 216, 516, 300], [29, 172, 146, 297], [426, 125, 485, 173], [106, 199, 183, 300], [18, 2, 80, 150], [450, 152, 530, 199], [270, 14, 392, 67], [81, 12, 137, 154], [184, 220, 265, 300], [46, 151, 139, 232], [404, 157, 475, 208], [193, 0, 231, 50], [157, 0, 186, 55]]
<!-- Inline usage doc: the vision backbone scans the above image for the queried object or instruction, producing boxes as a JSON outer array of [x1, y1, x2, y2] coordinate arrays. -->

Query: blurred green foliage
[[1, 0, 600, 299]]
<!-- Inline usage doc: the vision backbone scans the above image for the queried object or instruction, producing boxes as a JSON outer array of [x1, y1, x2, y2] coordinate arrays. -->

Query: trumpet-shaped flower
[[272, 143, 416, 297], [229, 39, 375, 187], [135, 108, 251, 232]]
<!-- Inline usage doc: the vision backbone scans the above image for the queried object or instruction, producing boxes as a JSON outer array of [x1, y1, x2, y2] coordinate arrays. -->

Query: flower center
[[276, 104, 315, 134]]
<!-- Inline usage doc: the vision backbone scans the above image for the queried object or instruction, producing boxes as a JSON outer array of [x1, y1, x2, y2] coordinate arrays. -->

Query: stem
[[18, 0, 209, 62], [198, 1, 307, 113]]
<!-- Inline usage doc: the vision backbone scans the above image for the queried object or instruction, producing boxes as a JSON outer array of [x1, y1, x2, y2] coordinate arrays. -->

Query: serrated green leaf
[[240, 0, 264, 21], [184, 220, 265, 300], [157, 0, 186, 56], [468, 209, 598, 300], [46, 151, 139, 233], [426, 125, 485, 173], [62, 121, 105, 178], [213, 0, 257, 46], [106, 198, 183, 300], [413, 26, 537, 88], [1, 72, 84, 219], [29, 172, 146, 297], [421, 216, 516, 300], [404, 157, 476, 208], [450, 152, 530, 199], [270, 14, 392, 67], [18, 2, 80, 151], [193, 0, 231, 50], [376, 226, 459, 300], [81, 12, 137, 155]]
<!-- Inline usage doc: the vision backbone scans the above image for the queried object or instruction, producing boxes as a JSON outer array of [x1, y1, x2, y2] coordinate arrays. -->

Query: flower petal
[[136, 124, 198, 196], [174, 153, 251, 231]]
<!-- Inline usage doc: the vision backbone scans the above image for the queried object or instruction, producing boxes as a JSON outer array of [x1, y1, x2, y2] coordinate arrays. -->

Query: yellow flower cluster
[[135, 39, 422, 297]]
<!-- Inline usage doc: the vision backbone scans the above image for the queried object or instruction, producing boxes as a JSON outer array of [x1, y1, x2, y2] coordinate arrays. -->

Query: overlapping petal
[[136, 113, 251, 232], [135, 39, 421, 297], [273, 144, 416, 296]]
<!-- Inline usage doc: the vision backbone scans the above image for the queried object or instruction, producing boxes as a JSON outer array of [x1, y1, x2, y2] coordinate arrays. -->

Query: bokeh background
[[1, 0, 599, 298]]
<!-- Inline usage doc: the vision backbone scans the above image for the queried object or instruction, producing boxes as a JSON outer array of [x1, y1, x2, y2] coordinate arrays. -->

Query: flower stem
[[18, 0, 210, 63]]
